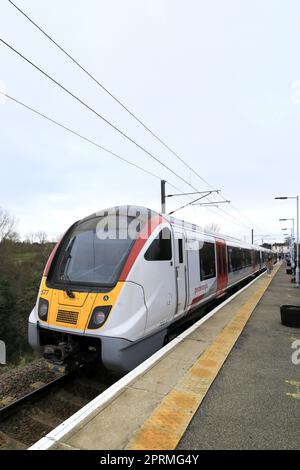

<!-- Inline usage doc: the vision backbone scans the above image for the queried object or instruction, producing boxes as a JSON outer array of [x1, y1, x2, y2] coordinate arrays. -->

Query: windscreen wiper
[[65, 287, 75, 298], [60, 237, 76, 298]]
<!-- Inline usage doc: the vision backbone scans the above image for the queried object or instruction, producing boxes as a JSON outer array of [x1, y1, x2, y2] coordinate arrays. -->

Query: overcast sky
[[1, 0, 299, 243]]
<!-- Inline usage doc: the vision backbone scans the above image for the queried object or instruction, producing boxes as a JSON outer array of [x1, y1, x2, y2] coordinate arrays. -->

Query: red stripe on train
[[191, 293, 205, 306], [119, 215, 162, 281], [43, 236, 63, 276]]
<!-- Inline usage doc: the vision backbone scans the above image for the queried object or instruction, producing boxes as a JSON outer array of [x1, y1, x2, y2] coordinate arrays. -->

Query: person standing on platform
[[266, 256, 273, 277]]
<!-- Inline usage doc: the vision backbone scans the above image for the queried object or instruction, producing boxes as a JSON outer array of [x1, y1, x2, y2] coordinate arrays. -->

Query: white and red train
[[29, 206, 273, 372]]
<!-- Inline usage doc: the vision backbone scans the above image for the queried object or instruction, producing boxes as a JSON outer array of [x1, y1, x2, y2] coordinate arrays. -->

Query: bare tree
[[25, 231, 48, 244], [0, 207, 18, 241], [35, 231, 48, 244], [204, 222, 221, 233], [25, 232, 36, 244]]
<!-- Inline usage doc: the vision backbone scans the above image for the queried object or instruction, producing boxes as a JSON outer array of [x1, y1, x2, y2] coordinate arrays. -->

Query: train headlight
[[88, 306, 112, 329], [38, 298, 49, 321]]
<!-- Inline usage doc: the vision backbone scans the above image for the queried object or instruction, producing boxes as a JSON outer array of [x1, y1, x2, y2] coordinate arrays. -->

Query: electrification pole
[[160, 182, 225, 216], [275, 195, 300, 286], [296, 195, 299, 285], [161, 180, 166, 214]]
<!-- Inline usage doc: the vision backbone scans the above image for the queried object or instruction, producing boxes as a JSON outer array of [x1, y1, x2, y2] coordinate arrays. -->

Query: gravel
[[0, 359, 58, 406]]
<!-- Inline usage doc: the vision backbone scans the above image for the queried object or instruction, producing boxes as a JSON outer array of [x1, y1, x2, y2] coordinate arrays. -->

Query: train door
[[173, 230, 187, 317], [141, 226, 177, 335], [216, 239, 228, 294]]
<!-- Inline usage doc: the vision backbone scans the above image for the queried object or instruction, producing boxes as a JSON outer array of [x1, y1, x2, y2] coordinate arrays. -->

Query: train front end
[[28, 207, 156, 372]]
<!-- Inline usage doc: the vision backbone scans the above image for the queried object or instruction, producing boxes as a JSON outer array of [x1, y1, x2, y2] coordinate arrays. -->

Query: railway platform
[[31, 262, 300, 451]]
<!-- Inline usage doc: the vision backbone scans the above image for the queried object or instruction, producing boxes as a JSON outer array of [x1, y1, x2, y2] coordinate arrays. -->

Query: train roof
[[82, 205, 273, 253], [166, 214, 272, 252]]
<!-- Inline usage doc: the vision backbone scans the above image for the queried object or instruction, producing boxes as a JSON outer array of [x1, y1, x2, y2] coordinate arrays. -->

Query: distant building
[[262, 243, 272, 250], [272, 242, 289, 254]]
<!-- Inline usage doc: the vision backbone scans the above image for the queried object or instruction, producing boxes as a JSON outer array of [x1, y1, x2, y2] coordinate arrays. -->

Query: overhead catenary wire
[[0, 91, 228, 226], [7, 0, 214, 189], [0, 89, 219, 217], [0, 38, 197, 192], [7, 0, 262, 232], [1, 37, 260, 232], [0, 91, 256, 233], [0, 91, 163, 182], [2, 38, 250, 229]]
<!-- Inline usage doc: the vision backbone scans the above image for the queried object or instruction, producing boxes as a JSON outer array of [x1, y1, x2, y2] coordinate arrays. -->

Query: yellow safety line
[[126, 264, 281, 450]]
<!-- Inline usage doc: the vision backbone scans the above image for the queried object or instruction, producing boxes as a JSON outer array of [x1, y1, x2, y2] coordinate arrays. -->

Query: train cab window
[[228, 246, 243, 272], [199, 242, 216, 280], [245, 249, 252, 267], [178, 239, 183, 263], [144, 228, 172, 261], [51, 215, 135, 287]]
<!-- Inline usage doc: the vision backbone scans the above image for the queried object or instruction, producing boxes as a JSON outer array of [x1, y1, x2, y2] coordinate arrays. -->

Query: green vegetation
[[0, 239, 54, 365]]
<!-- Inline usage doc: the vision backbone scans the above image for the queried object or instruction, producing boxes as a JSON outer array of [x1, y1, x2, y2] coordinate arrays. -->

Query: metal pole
[[296, 196, 300, 286], [161, 180, 166, 214], [290, 231, 293, 265], [289, 229, 292, 265], [288, 218, 295, 266]]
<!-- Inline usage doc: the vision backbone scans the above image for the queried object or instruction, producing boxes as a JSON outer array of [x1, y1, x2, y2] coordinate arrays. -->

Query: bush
[[0, 240, 54, 363]]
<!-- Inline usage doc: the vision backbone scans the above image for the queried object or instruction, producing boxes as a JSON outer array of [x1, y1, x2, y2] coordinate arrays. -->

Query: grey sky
[[0, 0, 299, 242]]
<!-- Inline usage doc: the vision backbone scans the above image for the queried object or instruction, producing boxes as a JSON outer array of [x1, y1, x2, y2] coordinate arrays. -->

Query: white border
[[30, 271, 266, 450]]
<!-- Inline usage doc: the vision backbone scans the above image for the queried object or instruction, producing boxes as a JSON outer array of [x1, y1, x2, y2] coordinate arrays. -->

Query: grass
[[0, 353, 37, 375], [12, 252, 37, 263]]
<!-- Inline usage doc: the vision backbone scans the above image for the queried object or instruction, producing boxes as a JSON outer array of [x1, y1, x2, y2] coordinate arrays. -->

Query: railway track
[[0, 367, 117, 449], [0, 269, 268, 450]]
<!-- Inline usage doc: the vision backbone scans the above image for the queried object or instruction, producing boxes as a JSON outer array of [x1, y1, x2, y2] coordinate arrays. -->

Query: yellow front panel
[[48, 289, 97, 330], [86, 282, 124, 331], [38, 277, 124, 331]]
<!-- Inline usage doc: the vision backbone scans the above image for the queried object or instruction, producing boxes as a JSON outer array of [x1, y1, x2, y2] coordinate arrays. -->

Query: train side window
[[231, 248, 236, 270], [144, 228, 172, 261], [242, 249, 246, 268], [256, 251, 261, 265], [199, 242, 216, 280], [228, 246, 245, 271], [178, 239, 183, 263], [246, 249, 252, 267]]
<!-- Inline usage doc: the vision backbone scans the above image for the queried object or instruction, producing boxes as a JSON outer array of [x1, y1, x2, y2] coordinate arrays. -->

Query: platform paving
[[35, 265, 300, 450], [178, 264, 300, 450], [43, 266, 287, 450]]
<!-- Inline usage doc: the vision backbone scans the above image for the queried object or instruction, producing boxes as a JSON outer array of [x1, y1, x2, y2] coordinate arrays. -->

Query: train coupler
[[47, 362, 69, 375]]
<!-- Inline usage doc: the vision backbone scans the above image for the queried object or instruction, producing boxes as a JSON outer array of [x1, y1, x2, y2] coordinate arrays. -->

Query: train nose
[[58, 290, 88, 307], [47, 291, 98, 331]]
